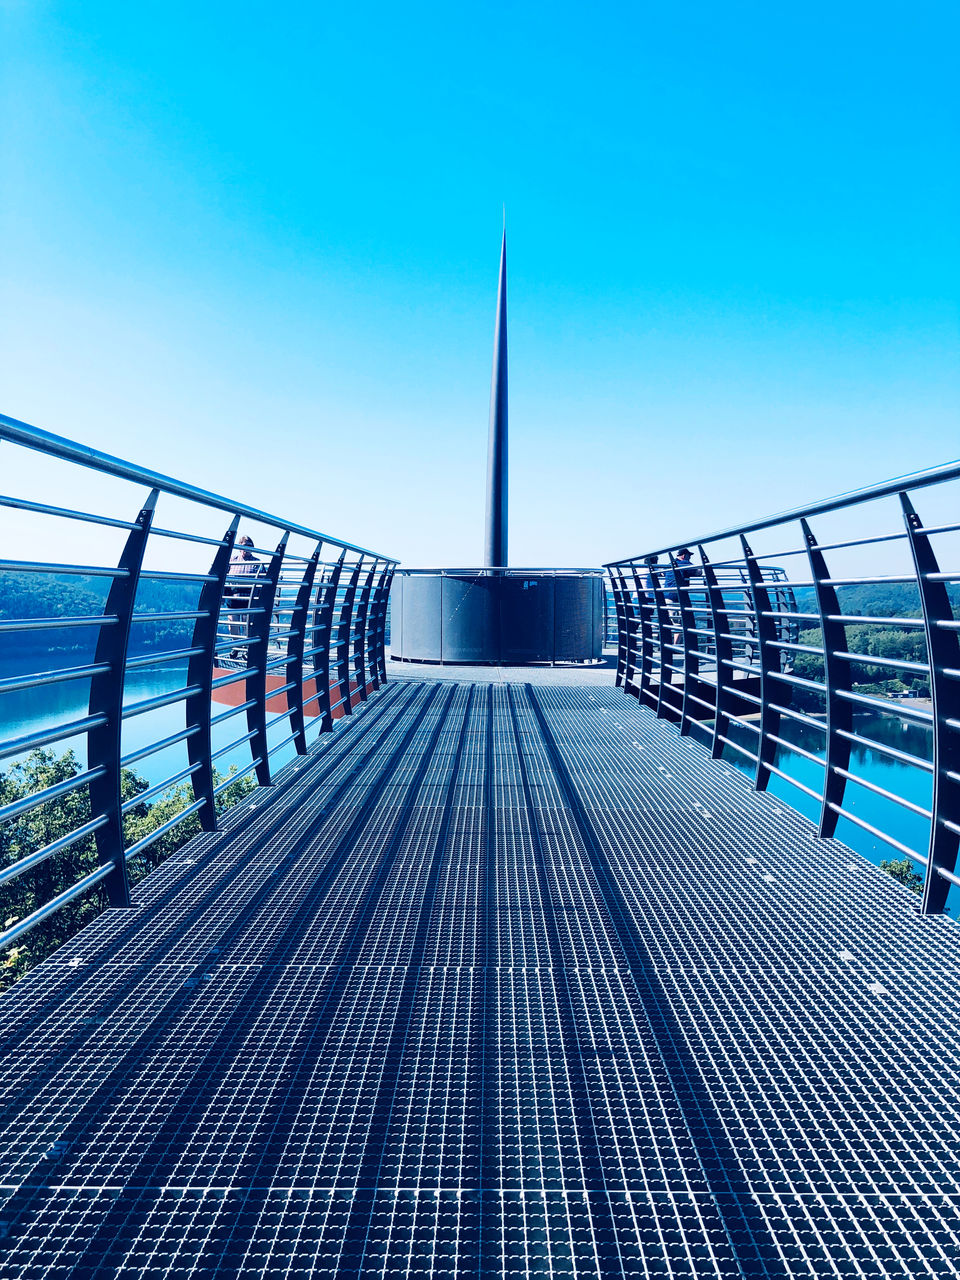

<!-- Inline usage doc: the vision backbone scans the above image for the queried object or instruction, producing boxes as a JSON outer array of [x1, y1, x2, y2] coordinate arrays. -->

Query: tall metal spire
[[484, 225, 508, 568]]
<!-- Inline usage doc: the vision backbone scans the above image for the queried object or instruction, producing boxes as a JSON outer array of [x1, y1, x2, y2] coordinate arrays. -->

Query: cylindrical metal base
[[390, 571, 604, 665]]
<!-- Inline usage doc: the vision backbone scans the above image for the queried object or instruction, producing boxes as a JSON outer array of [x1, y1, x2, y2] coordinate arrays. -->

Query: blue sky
[[2, 0, 957, 566]]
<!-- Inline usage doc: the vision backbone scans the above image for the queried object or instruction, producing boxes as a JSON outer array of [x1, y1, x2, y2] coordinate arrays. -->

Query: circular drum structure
[[390, 568, 605, 665]]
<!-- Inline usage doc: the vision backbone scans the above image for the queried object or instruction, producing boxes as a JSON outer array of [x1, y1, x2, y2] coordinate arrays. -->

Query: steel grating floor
[[2, 679, 960, 1278]]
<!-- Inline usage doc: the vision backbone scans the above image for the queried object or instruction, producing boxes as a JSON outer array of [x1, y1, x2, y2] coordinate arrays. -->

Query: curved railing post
[[352, 558, 377, 702], [741, 536, 780, 792], [608, 567, 629, 689], [285, 543, 321, 755], [87, 488, 159, 907], [312, 552, 345, 732], [246, 532, 288, 785], [698, 546, 735, 761], [187, 516, 238, 829], [801, 517, 852, 839], [334, 557, 363, 717], [629, 564, 655, 705], [368, 561, 392, 689], [669, 552, 700, 738], [648, 564, 674, 720], [901, 493, 960, 914]]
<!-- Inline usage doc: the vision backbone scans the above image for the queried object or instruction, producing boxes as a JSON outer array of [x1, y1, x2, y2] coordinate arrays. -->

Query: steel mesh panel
[[0, 680, 959, 1276]]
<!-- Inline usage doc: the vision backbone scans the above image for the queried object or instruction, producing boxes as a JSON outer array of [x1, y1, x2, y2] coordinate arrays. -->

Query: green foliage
[[879, 857, 924, 895], [0, 750, 255, 992]]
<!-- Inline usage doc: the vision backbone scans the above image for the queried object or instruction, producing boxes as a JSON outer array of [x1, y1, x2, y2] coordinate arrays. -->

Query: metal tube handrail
[[0, 412, 397, 561], [607, 457, 959, 914]]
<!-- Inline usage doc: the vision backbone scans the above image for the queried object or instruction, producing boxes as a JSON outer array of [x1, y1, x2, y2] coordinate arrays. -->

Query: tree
[[879, 857, 923, 895]]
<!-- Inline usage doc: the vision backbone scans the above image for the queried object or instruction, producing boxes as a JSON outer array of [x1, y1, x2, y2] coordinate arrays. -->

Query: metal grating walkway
[[2, 680, 960, 1278]]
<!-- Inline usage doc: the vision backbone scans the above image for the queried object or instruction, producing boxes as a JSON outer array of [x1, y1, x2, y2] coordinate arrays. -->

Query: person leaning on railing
[[224, 535, 264, 657], [664, 548, 702, 652]]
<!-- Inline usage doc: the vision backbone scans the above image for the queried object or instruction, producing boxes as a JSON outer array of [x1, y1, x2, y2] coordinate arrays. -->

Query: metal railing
[[606, 457, 960, 914], [0, 413, 397, 951]]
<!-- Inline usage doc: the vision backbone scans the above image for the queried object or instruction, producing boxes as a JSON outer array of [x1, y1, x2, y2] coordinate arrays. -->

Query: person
[[664, 548, 702, 654], [664, 548, 701, 604], [643, 555, 660, 601], [224, 535, 263, 656]]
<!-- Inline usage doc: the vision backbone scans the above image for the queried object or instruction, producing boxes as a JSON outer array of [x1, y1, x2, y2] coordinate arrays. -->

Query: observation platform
[[2, 676, 960, 1278]]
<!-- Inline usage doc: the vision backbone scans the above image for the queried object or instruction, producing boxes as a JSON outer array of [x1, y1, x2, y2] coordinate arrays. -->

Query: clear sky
[[2, 0, 957, 567]]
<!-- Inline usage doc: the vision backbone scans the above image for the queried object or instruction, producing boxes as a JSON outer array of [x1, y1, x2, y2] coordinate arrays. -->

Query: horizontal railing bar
[[0, 412, 397, 561], [150, 526, 228, 547], [267, 730, 298, 755], [826, 804, 926, 862], [0, 714, 108, 761], [767, 702, 827, 732], [716, 734, 759, 761], [920, 520, 960, 536], [121, 685, 203, 720], [211, 667, 258, 690], [139, 570, 216, 583], [0, 862, 113, 952], [213, 759, 261, 795], [124, 798, 207, 861], [0, 766, 107, 827], [126, 646, 205, 671], [832, 766, 932, 817], [835, 727, 932, 772], [720, 683, 762, 707], [0, 815, 109, 889], [209, 700, 257, 727], [765, 762, 823, 802], [935, 865, 960, 886], [768, 671, 827, 694], [132, 610, 210, 623], [121, 762, 203, 813], [825, 614, 925, 629], [120, 725, 200, 767], [0, 494, 138, 530], [832, 650, 928, 675], [0, 662, 111, 695], [0, 614, 119, 633], [834, 688, 933, 723], [765, 733, 825, 767], [211, 730, 257, 761], [0, 560, 127, 577]]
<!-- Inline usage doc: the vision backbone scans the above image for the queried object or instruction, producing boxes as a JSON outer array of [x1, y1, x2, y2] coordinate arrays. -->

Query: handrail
[[606, 459, 960, 914], [0, 413, 398, 962], [0, 412, 398, 562], [605, 456, 960, 566]]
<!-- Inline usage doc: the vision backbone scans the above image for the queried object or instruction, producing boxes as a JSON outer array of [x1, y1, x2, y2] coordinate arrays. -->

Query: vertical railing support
[[334, 557, 363, 717], [741, 537, 781, 791], [352, 559, 377, 702], [87, 488, 159, 906], [368, 561, 393, 690], [312, 553, 345, 732], [801, 518, 852, 839], [669, 552, 701, 737], [187, 516, 238, 829], [608, 568, 629, 689], [648, 564, 674, 720], [246, 532, 288, 785], [285, 543, 321, 755], [629, 564, 656, 705], [698, 546, 735, 760], [901, 493, 960, 914]]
